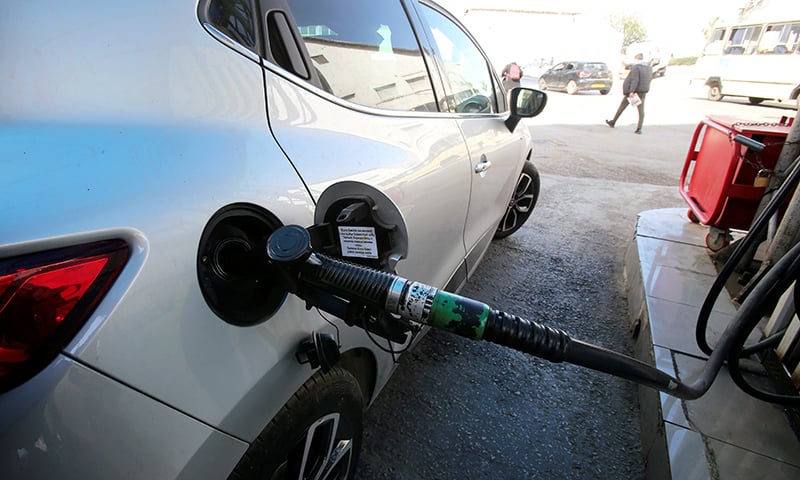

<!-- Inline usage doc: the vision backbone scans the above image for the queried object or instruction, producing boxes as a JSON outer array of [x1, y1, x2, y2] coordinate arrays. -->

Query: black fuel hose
[[689, 144, 800, 404], [267, 224, 799, 403], [725, 241, 800, 403], [695, 151, 800, 356]]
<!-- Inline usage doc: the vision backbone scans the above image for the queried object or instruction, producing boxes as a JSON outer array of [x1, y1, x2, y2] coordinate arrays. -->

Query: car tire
[[538, 78, 547, 90], [494, 161, 540, 240], [599, 89, 609, 95], [228, 367, 364, 480], [748, 97, 765, 105], [566, 80, 578, 95], [707, 84, 722, 101]]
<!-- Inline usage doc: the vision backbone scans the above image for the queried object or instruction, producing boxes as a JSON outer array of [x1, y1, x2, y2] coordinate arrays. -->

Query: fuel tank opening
[[197, 203, 286, 326]]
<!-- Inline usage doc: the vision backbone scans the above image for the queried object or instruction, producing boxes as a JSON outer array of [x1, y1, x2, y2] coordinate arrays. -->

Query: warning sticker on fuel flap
[[338, 226, 379, 259]]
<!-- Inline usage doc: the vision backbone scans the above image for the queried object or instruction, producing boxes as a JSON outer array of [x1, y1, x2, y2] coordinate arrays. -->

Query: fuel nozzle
[[267, 225, 575, 360], [267, 224, 417, 343]]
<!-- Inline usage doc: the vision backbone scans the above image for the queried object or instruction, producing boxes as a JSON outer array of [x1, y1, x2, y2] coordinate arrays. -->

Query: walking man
[[605, 53, 652, 134]]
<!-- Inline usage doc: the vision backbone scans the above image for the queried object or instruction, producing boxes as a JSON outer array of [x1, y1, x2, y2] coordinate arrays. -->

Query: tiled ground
[[625, 208, 800, 479]]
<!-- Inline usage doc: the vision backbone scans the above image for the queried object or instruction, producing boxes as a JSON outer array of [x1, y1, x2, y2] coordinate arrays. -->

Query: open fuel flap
[[310, 182, 408, 273], [291, 182, 412, 369]]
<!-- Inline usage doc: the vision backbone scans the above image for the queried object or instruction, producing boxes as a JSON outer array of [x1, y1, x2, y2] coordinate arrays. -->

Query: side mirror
[[505, 88, 547, 132]]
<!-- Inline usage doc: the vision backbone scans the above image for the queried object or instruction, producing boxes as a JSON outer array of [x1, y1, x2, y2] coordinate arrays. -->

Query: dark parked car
[[538, 61, 613, 95]]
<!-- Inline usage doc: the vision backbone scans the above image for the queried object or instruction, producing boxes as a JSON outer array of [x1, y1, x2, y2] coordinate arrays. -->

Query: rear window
[[583, 63, 608, 71]]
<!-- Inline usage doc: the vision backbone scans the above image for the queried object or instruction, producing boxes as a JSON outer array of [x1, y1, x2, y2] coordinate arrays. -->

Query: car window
[[757, 23, 800, 54], [584, 63, 607, 71], [704, 28, 726, 55], [725, 25, 763, 55], [285, 0, 437, 112], [205, 0, 258, 51], [418, 4, 497, 114]]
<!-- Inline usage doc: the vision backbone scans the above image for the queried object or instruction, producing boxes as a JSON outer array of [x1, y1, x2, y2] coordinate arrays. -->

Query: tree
[[608, 14, 647, 48], [703, 16, 721, 41], [738, 0, 768, 20]]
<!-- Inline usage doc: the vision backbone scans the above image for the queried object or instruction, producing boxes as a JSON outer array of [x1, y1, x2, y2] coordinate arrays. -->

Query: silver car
[[0, 0, 545, 478]]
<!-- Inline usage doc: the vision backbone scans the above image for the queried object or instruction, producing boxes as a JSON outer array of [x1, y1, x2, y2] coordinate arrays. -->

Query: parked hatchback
[[0, 1, 545, 479], [538, 61, 613, 95]]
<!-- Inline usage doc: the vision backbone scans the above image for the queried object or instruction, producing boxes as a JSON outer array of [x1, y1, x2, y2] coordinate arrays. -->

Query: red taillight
[[578, 71, 591, 78], [0, 240, 129, 392]]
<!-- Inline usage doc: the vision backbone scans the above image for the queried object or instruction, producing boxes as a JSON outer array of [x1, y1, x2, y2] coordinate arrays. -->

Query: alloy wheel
[[271, 413, 354, 480], [494, 162, 540, 239], [566, 80, 578, 95]]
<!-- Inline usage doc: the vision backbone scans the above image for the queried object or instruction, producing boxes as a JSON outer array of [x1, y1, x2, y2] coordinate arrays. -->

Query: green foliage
[[668, 56, 698, 66], [608, 13, 647, 48], [703, 16, 721, 40]]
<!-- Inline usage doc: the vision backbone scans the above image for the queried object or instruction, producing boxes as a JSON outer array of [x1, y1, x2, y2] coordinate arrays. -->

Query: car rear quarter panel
[[0, 0, 390, 450], [0, 356, 246, 480]]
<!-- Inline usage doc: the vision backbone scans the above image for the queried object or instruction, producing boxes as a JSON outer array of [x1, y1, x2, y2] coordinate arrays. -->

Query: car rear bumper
[[578, 79, 612, 91], [0, 355, 247, 480]]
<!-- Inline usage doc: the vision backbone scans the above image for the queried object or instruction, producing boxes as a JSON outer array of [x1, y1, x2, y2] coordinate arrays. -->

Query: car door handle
[[474, 155, 492, 174]]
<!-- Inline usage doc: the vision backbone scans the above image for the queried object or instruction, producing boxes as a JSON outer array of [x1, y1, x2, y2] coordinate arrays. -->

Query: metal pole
[[737, 106, 800, 296], [764, 108, 800, 264]]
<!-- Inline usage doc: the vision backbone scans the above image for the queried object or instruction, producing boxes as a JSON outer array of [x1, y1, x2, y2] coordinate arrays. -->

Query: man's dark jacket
[[622, 62, 652, 95]]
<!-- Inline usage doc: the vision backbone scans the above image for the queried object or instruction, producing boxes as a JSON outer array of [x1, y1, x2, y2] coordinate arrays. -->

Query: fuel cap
[[267, 225, 312, 263]]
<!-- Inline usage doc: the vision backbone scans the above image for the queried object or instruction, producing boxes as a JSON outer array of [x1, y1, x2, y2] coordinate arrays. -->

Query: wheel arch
[[227, 365, 365, 479], [337, 347, 379, 405], [705, 76, 722, 88], [492, 160, 540, 240]]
